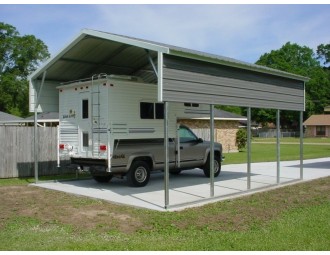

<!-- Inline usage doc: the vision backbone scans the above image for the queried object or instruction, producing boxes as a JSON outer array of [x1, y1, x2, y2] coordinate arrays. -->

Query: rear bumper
[[71, 157, 107, 167]]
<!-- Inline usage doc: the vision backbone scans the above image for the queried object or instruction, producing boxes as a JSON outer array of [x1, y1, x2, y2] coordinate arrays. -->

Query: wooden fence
[[0, 126, 71, 178]]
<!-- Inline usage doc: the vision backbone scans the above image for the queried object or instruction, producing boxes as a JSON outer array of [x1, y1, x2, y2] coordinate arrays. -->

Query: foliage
[[317, 43, 330, 66], [0, 22, 50, 117], [215, 105, 243, 115], [254, 42, 330, 126], [235, 128, 248, 151]]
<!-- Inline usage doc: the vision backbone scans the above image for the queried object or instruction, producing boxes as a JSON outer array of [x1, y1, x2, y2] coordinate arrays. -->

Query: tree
[[0, 22, 50, 117], [317, 43, 330, 66], [254, 42, 330, 126]]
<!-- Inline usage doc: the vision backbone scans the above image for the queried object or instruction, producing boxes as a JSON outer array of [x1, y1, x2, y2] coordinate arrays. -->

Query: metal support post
[[164, 101, 169, 209], [34, 71, 47, 184], [57, 125, 60, 168], [276, 109, 281, 184], [157, 52, 163, 102], [210, 104, 215, 197], [34, 109, 39, 183], [247, 107, 252, 189], [300, 111, 304, 180]]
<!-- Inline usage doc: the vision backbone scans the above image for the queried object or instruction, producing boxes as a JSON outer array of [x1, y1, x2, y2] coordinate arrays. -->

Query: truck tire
[[203, 154, 221, 178], [93, 175, 113, 183], [127, 160, 150, 187]]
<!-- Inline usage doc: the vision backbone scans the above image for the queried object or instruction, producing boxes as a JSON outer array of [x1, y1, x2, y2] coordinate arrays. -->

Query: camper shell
[[58, 74, 222, 186]]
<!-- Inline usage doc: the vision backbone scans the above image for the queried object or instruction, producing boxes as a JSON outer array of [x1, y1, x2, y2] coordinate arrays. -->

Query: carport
[[29, 29, 309, 209]]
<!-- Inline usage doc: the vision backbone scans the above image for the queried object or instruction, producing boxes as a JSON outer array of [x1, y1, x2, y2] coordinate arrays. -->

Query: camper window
[[140, 102, 154, 119], [140, 102, 164, 120], [82, 132, 89, 147], [184, 103, 199, 107], [155, 103, 164, 119], [82, 99, 89, 119]]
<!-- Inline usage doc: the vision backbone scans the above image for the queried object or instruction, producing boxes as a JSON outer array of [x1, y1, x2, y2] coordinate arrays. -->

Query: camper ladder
[[91, 74, 102, 157]]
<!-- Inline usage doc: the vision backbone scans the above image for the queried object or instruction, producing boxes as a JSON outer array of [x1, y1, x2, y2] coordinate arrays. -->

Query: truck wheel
[[127, 161, 150, 187], [203, 154, 221, 178], [93, 175, 113, 183]]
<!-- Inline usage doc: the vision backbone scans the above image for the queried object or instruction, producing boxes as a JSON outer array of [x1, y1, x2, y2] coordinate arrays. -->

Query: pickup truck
[[73, 125, 223, 187]]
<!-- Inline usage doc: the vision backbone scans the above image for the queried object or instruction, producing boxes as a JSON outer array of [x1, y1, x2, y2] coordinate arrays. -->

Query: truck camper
[[58, 74, 222, 187]]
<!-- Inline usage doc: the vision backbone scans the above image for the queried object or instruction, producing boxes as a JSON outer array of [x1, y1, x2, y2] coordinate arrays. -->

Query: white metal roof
[[30, 29, 309, 84]]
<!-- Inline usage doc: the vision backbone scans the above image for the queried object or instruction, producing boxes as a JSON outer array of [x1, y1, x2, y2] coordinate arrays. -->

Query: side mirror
[[197, 138, 204, 143]]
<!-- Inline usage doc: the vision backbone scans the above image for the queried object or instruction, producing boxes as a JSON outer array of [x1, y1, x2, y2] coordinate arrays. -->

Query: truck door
[[178, 126, 204, 169], [79, 92, 92, 157]]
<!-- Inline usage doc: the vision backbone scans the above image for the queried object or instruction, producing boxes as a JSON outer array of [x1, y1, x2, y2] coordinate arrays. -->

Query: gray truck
[[72, 125, 223, 187]]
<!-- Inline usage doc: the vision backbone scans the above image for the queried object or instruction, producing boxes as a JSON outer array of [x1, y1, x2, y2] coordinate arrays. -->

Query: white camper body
[[57, 75, 209, 170]]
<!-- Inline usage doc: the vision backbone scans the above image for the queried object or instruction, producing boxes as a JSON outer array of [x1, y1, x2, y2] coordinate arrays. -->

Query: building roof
[[303, 115, 330, 126], [0, 111, 23, 122], [24, 112, 59, 121], [188, 109, 247, 121]]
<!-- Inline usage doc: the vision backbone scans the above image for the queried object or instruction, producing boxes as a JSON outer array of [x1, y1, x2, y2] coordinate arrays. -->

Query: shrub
[[236, 128, 248, 152]]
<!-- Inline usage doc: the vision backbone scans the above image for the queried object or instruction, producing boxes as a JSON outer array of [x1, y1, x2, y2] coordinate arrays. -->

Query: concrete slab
[[33, 157, 330, 211]]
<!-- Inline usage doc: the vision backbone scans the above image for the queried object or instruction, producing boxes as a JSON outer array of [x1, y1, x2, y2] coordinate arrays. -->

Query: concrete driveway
[[34, 157, 330, 211]]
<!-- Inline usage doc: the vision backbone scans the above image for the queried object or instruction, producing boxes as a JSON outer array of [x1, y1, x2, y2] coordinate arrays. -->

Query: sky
[[0, 4, 329, 64]]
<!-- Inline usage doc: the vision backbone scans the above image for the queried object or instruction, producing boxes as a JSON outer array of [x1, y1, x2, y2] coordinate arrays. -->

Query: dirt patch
[[0, 185, 145, 234]]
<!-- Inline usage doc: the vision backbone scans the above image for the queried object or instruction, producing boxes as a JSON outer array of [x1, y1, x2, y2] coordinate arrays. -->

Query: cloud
[[1, 4, 328, 64], [95, 5, 268, 55], [94, 4, 330, 62]]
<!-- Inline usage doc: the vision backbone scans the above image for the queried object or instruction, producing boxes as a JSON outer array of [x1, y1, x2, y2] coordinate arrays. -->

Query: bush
[[236, 128, 248, 152]]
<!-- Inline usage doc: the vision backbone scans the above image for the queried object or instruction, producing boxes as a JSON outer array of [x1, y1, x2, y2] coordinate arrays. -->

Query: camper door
[[79, 92, 92, 157]]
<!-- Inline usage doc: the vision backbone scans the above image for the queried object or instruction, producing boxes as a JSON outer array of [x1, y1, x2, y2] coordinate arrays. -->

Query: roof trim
[[83, 29, 170, 54], [169, 49, 310, 82]]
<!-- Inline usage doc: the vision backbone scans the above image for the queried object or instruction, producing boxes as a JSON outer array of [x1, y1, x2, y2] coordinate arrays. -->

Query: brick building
[[178, 109, 246, 153]]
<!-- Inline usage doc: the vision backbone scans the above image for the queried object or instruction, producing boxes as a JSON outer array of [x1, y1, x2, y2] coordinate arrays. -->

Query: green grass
[[0, 135, 329, 250], [0, 177, 329, 250], [0, 172, 91, 186], [224, 142, 330, 165], [254, 137, 330, 144]]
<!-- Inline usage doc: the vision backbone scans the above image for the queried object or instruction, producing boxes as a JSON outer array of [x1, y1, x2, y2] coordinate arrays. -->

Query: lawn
[[0, 177, 329, 250], [0, 137, 329, 250], [223, 137, 330, 165]]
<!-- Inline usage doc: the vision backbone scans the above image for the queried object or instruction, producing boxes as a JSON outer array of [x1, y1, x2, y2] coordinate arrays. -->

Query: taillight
[[59, 144, 65, 150], [100, 145, 107, 151]]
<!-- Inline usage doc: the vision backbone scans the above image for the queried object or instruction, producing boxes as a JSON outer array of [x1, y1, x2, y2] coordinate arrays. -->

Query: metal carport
[[29, 29, 309, 209]]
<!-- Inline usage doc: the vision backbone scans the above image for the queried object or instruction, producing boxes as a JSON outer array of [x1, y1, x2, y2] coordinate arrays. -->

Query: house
[[24, 112, 59, 127], [0, 111, 59, 127], [178, 109, 247, 153], [0, 111, 24, 125], [303, 114, 330, 137]]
